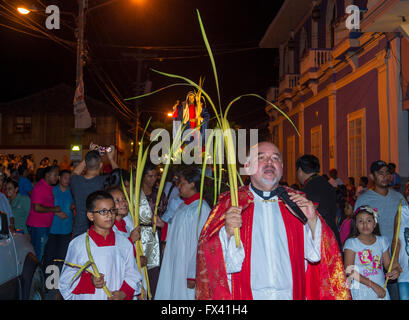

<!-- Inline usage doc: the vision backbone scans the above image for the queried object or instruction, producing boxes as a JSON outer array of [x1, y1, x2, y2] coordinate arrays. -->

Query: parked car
[[0, 212, 44, 299]]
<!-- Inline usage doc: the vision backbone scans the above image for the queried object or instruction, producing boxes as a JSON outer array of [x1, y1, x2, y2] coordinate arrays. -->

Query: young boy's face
[[177, 175, 196, 199], [87, 198, 117, 230]]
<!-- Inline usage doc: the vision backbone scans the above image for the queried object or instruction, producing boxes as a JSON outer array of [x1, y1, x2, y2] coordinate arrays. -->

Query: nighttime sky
[[1, 0, 283, 128]]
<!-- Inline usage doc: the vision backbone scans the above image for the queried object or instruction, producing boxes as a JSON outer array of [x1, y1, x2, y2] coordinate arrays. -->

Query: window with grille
[[14, 116, 32, 133], [310, 125, 322, 173], [287, 135, 296, 185], [348, 109, 366, 183]]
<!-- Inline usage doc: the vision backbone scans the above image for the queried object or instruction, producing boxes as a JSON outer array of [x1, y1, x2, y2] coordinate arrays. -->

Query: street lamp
[[17, 7, 30, 14], [16, 3, 76, 21], [167, 112, 173, 118]]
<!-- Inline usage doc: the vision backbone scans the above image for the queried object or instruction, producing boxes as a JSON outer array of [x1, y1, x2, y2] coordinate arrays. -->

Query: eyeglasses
[[89, 208, 119, 216]]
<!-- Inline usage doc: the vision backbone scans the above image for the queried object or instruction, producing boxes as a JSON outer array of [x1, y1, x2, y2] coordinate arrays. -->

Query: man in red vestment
[[196, 142, 351, 300]]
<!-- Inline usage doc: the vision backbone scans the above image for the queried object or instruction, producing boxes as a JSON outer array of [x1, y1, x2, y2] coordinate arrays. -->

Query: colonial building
[[0, 84, 134, 169], [261, 0, 409, 186]]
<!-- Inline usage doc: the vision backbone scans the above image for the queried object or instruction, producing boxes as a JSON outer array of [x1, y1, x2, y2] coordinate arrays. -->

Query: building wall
[[304, 97, 330, 174], [282, 112, 299, 184], [402, 38, 409, 110], [336, 68, 379, 182], [1, 114, 119, 147], [2, 114, 46, 146], [268, 0, 409, 186]]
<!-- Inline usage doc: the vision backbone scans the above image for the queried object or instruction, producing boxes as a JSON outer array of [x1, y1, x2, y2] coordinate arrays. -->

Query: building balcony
[[299, 48, 332, 85], [279, 73, 299, 95]]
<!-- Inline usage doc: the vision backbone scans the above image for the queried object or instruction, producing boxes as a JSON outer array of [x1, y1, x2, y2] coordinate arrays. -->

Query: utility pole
[[75, 0, 86, 90], [123, 50, 157, 163], [72, 0, 88, 146]]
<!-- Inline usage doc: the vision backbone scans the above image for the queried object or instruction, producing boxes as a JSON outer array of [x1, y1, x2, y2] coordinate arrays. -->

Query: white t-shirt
[[344, 236, 390, 300]]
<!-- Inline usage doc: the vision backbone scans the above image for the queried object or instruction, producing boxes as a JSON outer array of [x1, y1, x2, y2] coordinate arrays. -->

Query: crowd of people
[[0, 142, 408, 300]]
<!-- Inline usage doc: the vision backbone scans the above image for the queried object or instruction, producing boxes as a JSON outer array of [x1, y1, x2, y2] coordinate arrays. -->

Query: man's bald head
[[245, 141, 283, 191]]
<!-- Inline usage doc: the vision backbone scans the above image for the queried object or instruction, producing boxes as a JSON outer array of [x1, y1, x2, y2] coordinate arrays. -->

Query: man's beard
[[260, 165, 281, 187], [261, 177, 279, 187]]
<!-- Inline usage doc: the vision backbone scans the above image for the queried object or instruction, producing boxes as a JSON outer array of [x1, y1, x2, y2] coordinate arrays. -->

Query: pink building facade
[[261, 0, 409, 186]]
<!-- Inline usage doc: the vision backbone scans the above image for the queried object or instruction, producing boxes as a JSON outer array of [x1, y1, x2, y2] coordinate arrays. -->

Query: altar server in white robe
[[59, 191, 142, 300], [154, 167, 211, 300]]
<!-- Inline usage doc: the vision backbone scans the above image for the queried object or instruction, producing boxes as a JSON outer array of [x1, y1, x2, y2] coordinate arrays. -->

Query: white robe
[[59, 231, 142, 300], [123, 213, 135, 234], [112, 213, 150, 300], [219, 188, 322, 300], [112, 214, 134, 237], [155, 199, 211, 300]]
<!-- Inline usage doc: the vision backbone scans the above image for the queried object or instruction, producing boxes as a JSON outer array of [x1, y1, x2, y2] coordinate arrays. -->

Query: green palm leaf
[[196, 9, 221, 113], [70, 260, 93, 284]]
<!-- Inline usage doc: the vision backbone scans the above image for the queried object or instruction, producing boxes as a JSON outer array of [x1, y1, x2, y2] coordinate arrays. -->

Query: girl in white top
[[344, 205, 401, 300]]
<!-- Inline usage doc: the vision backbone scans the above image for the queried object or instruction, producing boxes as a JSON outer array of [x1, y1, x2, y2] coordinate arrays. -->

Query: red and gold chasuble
[[195, 185, 351, 300]]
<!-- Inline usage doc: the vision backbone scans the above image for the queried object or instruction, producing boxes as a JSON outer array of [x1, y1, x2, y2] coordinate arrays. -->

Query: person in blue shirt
[[43, 170, 74, 273], [17, 165, 33, 197]]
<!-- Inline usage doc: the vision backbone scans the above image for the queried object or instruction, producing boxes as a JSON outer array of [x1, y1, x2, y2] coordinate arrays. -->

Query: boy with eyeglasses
[[59, 191, 142, 300]]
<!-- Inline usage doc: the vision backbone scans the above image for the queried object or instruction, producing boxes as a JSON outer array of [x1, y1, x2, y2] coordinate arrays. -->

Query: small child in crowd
[[59, 191, 142, 300], [343, 205, 401, 300]]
